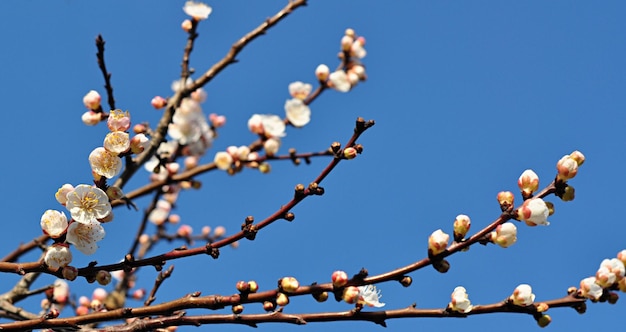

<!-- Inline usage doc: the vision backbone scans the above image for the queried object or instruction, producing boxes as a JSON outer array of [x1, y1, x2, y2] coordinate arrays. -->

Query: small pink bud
[[75, 305, 90, 316], [280, 277, 300, 293], [332, 270, 349, 288], [236, 280, 250, 292], [132, 289, 146, 300], [79, 296, 90, 307], [341, 35, 354, 51], [130, 133, 150, 154], [133, 123, 147, 134], [497, 191, 515, 208], [83, 90, 101, 110], [202, 226, 211, 236], [556, 155, 578, 181], [151, 96, 167, 109], [213, 226, 226, 237], [48, 307, 60, 318], [263, 301, 275, 311], [168, 214, 181, 224], [209, 113, 226, 127], [518, 169, 539, 196], [92, 288, 108, 301], [176, 224, 193, 237], [82, 110, 102, 126]]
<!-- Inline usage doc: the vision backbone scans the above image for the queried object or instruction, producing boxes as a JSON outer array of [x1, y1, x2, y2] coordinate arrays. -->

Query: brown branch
[[0, 234, 49, 263], [144, 265, 175, 306], [96, 34, 116, 111]]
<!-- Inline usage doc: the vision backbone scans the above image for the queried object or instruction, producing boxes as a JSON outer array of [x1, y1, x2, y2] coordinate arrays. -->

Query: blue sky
[[1, 1, 625, 331]]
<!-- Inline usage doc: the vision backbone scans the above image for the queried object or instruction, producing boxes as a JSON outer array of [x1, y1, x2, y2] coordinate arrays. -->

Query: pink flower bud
[[510, 284, 535, 306], [490, 222, 517, 248], [518, 169, 539, 196], [209, 113, 226, 127], [76, 305, 90, 316], [556, 155, 578, 181], [213, 226, 226, 237], [82, 110, 102, 126], [181, 19, 193, 32], [132, 289, 146, 300], [332, 270, 349, 288], [343, 147, 357, 159], [53, 280, 69, 304], [151, 96, 167, 109], [130, 133, 150, 154], [177, 224, 193, 237], [83, 90, 101, 110], [428, 229, 450, 256], [92, 288, 108, 301]]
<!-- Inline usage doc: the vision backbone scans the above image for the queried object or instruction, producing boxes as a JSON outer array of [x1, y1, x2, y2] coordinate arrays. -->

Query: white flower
[[183, 1, 212, 20], [510, 284, 535, 306], [55, 184, 75, 206], [315, 64, 330, 81], [65, 185, 112, 224], [81, 111, 101, 126], [247, 114, 286, 138], [357, 285, 385, 307], [517, 198, 549, 226], [89, 147, 122, 179], [580, 277, 603, 300], [517, 169, 539, 195], [103, 131, 130, 155], [428, 229, 450, 256], [288, 81, 312, 100], [171, 78, 193, 92], [82, 90, 101, 110], [329, 70, 351, 92], [44, 244, 72, 269], [351, 38, 367, 59], [66, 220, 105, 255], [40, 210, 68, 238], [285, 98, 311, 127], [52, 279, 70, 304], [490, 222, 517, 248], [596, 258, 626, 287], [450, 286, 473, 313], [214, 151, 233, 170], [263, 137, 281, 155]]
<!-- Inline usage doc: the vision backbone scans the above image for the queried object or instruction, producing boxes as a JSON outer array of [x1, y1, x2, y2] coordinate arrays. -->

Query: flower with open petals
[[510, 284, 535, 306], [44, 244, 73, 269], [65, 185, 112, 224], [329, 70, 351, 92], [288, 81, 312, 100], [449, 286, 472, 313], [183, 1, 212, 20], [428, 229, 449, 256], [247, 114, 286, 138], [214, 151, 234, 170], [103, 131, 130, 155], [107, 109, 131, 132], [285, 98, 311, 127], [89, 147, 122, 179], [41, 210, 68, 238], [66, 220, 105, 255], [357, 285, 385, 307], [517, 198, 549, 226]]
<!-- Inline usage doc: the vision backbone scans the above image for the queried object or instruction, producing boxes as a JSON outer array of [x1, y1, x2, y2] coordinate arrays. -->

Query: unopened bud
[[279, 277, 300, 293], [332, 270, 349, 288], [106, 186, 124, 200], [276, 292, 290, 306], [96, 270, 112, 286], [536, 314, 551, 328], [62, 266, 78, 281], [263, 301, 275, 311], [181, 19, 193, 32], [518, 169, 539, 196], [248, 281, 259, 293], [236, 281, 249, 293], [313, 291, 329, 302], [400, 276, 413, 287], [342, 286, 360, 304], [315, 64, 330, 81], [232, 304, 244, 314], [569, 150, 585, 166], [453, 214, 471, 240], [560, 185, 575, 201], [497, 191, 515, 209]]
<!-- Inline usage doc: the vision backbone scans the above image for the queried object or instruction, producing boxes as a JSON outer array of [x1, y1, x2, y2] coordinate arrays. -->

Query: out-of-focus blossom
[[83, 90, 101, 110], [247, 114, 286, 138], [510, 284, 535, 306], [288, 81, 312, 100], [428, 229, 449, 256], [107, 109, 131, 132], [151, 96, 167, 109], [40, 210, 68, 238], [53, 279, 70, 304], [209, 113, 226, 128], [82, 111, 101, 126], [44, 244, 72, 269], [449, 286, 472, 313], [65, 185, 112, 224], [351, 36, 367, 59], [89, 147, 122, 179], [130, 133, 150, 154], [315, 64, 330, 81], [214, 151, 234, 170], [183, 1, 212, 21], [517, 198, 549, 226], [66, 220, 106, 255], [329, 70, 351, 92], [264, 137, 281, 156], [285, 98, 311, 127], [490, 222, 517, 248]]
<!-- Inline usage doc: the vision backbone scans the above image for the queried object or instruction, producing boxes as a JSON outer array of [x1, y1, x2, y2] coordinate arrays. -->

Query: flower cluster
[[319, 28, 367, 93], [578, 251, 626, 301], [42, 184, 113, 269]]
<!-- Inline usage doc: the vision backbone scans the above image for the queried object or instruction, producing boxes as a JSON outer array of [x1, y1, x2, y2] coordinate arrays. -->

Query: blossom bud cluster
[[578, 251, 626, 301], [213, 145, 261, 173], [319, 28, 368, 93], [43, 184, 112, 270]]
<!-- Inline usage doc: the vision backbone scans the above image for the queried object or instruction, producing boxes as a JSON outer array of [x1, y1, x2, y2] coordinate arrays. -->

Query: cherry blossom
[[579, 277, 603, 301], [40, 210, 68, 238], [510, 284, 535, 306], [285, 98, 311, 127], [490, 222, 517, 248], [89, 147, 122, 179], [81, 111, 101, 126], [449, 286, 472, 313], [518, 169, 539, 196], [288, 81, 312, 100], [44, 244, 73, 269], [55, 184, 75, 206], [328, 70, 351, 92], [183, 1, 212, 21], [247, 114, 286, 138], [82, 90, 101, 110], [357, 285, 385, 307], [428, 229, 450, 256], [315, 64, 330, 81], [106, 109, 131, 132], [556, 154, 579, 181], [65, 185, 112, 224], [103, 131, 130, 155], [517, 198, 549, 226], [66, 220, 106, 255], [214, 151, 234, 170]]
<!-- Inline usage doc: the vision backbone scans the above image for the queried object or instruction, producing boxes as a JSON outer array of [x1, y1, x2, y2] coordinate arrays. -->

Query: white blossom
[[285, 98, 311, 127], [450, 286, 473, 313], [44, 244, 72, 269], [65, 185, 112, 224], [40, 210, 68, 238], [183, 1, 212, 20], [66, 220, 106, 255], [357, 285, 385, 307], [329, 70, 351, 92]]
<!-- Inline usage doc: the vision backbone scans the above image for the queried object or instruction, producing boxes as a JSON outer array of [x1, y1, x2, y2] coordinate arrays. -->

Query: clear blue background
[[0, 1, 625, 331]]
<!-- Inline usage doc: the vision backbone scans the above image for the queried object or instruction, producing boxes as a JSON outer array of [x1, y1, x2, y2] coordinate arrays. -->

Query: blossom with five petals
[[65, 185, 112, 224]]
